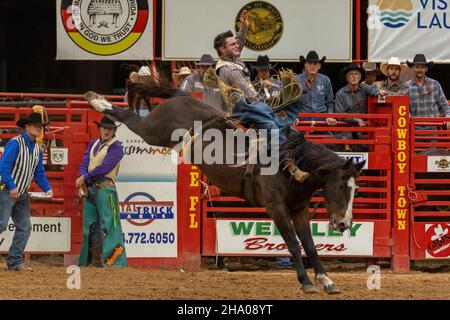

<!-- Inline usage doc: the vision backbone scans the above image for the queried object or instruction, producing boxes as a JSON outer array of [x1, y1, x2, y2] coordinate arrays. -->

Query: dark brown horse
[[85, 80, 365, 294]]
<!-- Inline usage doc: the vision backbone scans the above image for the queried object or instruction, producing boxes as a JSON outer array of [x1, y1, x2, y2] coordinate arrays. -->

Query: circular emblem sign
[[425, 224, 450, 258], [61, 0, 148, 56], [235, 1, 283, 51]]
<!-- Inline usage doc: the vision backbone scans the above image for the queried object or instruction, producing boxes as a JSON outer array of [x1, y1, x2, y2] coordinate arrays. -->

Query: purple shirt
[[78, 138, 124, 185]]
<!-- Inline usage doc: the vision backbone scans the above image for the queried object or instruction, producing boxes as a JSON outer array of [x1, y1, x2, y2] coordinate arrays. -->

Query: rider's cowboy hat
[[380, 57, 408, 77], [299, 51, 326, 66], [17, 112, 50, 128], [406, 54, 434, 69], [250, 55, 277, 70], [341, 63, 365, 81], [94, 116, 120, 129], [196, 54, 215, 66]]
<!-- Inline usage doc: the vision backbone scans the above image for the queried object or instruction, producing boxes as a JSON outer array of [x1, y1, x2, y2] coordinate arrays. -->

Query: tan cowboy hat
[[380, 57, 408, 77], [362, 62, 377, 72], [177, 67, 192, 76]]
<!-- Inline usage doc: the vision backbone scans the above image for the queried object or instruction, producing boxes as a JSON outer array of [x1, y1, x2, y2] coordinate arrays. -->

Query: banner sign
[[0, 217, 71, 252], [57, 0, 153, 60], [368, 0, 450, 62], [216, 220, 374, 256], [163, 0, 352, 62], [116, 125, 178, 258]]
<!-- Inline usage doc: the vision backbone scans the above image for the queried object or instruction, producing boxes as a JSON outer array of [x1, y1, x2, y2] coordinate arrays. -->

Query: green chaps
[[79, 187, 127, 267]]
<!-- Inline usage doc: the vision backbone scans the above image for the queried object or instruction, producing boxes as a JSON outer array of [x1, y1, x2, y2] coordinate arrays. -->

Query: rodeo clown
[[76, 116, 127, 267]]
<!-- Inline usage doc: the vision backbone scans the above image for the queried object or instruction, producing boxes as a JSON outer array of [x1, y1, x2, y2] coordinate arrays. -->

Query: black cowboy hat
[[406, 54, 434, 68], [250, 55, 277, 70], [17, 112, 50, 128], [196, 54, 215, 66], [340, 63, 365, 81], [299, 51, 326, 65], [94, 116, 120, 129]]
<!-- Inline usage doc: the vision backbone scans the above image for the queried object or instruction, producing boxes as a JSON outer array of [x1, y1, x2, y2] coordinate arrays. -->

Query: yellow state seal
[[235, 1, 283, 51]]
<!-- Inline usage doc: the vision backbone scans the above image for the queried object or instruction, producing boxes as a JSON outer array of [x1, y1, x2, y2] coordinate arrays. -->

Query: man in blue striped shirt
[[0, 112, 52, 271]]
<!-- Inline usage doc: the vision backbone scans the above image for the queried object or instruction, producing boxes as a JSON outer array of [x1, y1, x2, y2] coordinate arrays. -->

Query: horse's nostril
[[338, 222, 346, 230]]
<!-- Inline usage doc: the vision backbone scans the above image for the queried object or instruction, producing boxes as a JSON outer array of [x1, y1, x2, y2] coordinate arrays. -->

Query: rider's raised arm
[[236, 10, 249, 54]]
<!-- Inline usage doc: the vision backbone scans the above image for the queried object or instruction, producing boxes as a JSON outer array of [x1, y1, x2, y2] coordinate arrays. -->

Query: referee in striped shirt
[[0, 112, 53, 271]]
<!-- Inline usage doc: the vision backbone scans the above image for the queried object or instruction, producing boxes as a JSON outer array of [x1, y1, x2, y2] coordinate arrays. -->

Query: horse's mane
[[282, 130, 345, 175], [126, 72, 188, 111]]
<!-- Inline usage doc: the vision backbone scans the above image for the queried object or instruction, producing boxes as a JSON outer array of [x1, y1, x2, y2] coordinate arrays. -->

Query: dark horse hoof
[[302, 284, 320, 294], [324, 284, 341, 294]]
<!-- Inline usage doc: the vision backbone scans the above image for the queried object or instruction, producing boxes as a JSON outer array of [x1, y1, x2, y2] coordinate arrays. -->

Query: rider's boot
[[84, 91, 113, 112], [283, 158, 310, 183]]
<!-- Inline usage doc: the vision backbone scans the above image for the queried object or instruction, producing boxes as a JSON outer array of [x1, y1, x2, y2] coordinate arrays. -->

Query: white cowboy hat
[[138, 66, 151, 76], [380, 57, 408, 77]]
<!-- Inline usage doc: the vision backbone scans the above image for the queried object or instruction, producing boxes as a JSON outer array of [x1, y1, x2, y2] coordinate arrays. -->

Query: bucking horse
[[84, 75, 365, 295]]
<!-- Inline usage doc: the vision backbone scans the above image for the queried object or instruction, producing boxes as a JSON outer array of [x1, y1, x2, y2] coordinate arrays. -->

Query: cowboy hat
[[299, 51, 326, 65], [94, 116, 120, 129], [406, 54, 434, 68], [196, 54, 215, 66], [362, 62, 377, 72], [341, 63, 365, 80], [380, 57, 408, 76], [177, 67, 192, 76], [250, 55, 277, 70], [129, 65, 152, 83], [17, 112, 50, 128]]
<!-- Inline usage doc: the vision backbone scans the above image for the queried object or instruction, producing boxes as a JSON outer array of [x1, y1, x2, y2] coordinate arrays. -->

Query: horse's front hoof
[[324, 284, 340, 294], [302, 284, 320, 294], [84, 91, 112, 112]]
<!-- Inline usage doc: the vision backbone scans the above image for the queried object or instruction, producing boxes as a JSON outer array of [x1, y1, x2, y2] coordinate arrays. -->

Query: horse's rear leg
[[271, 212, 319, 294], [292, 210, 340, 294]]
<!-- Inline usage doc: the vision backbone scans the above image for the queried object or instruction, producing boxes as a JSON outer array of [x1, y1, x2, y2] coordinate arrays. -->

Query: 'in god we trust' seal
[[60, 0, 149, 56], [235, 1, 283, 51]]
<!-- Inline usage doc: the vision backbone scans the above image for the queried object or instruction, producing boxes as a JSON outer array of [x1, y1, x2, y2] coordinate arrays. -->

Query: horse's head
[[320, 159, 365, 232]]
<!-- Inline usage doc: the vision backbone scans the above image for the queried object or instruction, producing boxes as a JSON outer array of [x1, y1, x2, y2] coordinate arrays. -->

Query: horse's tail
[[126, 75, 187, 111]]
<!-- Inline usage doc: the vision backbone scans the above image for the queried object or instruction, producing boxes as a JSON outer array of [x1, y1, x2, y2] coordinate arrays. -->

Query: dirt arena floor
[[1, 255, 450, 300]]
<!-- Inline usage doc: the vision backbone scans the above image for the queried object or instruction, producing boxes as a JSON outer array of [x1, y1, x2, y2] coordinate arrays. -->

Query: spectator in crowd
[[180, 54, 225, 110], [173, 67, 192, 88], [297, 50, 336, 126], [125, 65, 153, 117], [250, 54, 281, 102], [335, 63, 386, 128], [406, 54, 450, 129], [376, 57, 409, 96], [0, 112, 53, 271], [76, 116, 127, 268], [213, 10, 309, 182], [362, 62, 378, 86]]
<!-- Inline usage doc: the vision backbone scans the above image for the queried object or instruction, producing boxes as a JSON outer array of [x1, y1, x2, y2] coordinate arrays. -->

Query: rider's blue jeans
[[231, 99, 301, 163]]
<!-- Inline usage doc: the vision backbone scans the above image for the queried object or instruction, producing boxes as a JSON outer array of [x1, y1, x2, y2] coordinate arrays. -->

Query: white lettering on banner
[[216, 220, 374, 256], [336, 152, 369, 169], [369, 0, 450, 62], [0, 217, 70, 252]]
